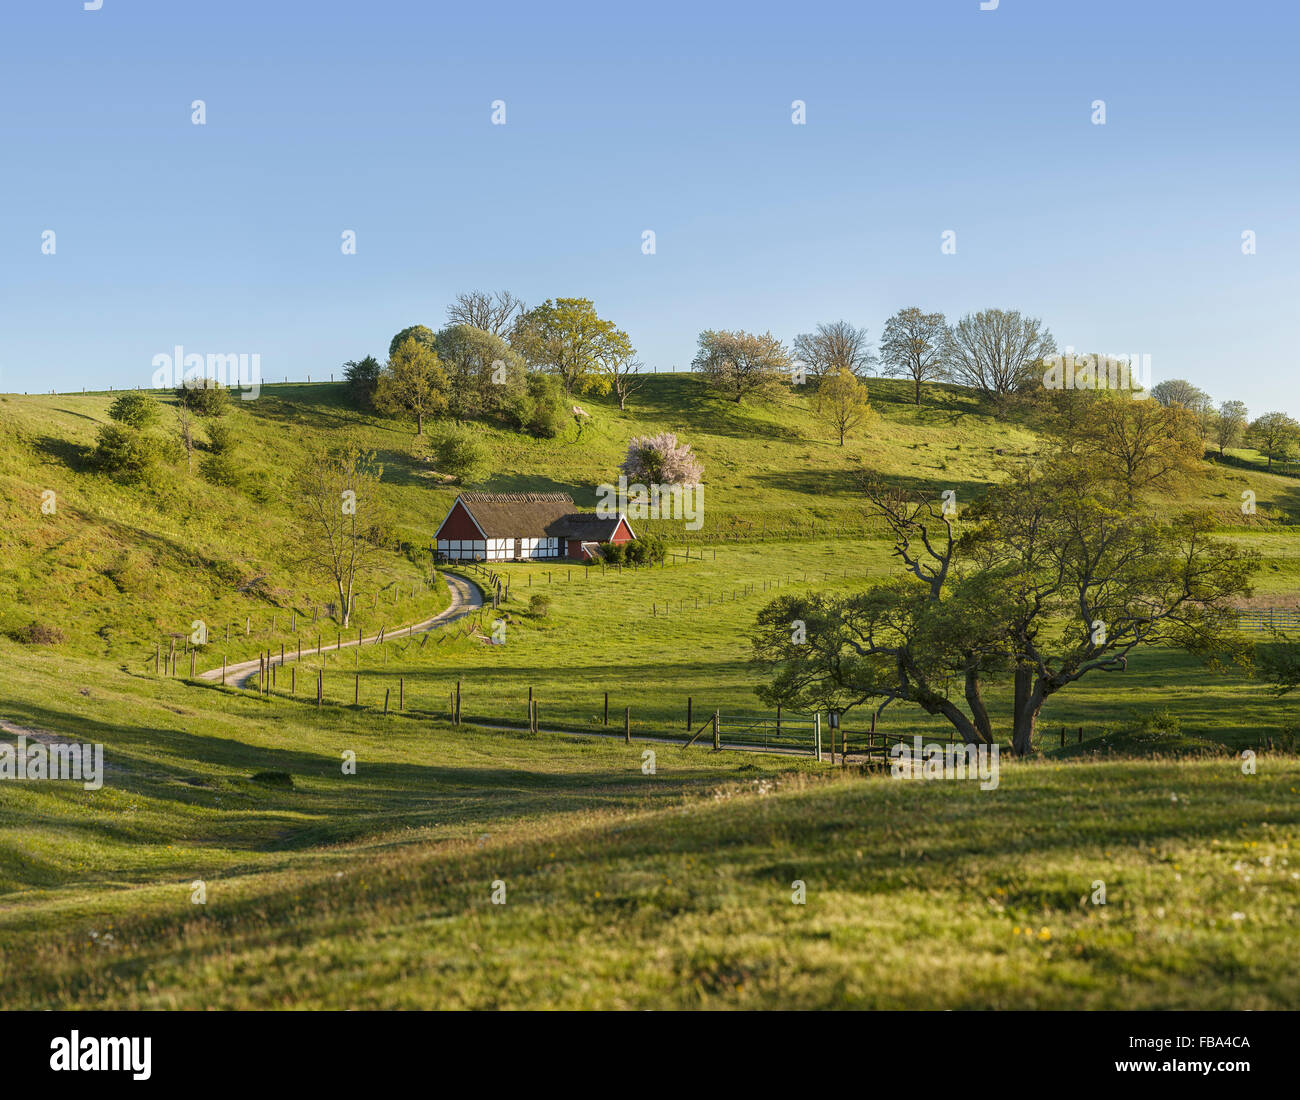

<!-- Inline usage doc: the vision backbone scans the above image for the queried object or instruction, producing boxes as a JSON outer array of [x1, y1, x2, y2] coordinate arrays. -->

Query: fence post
[[222, 659, 226, 685], [384, 688, 390, 715], [712, 711, 720, 751], [776, 704, 781, 737], [815, 713, 822, 762], [291, 667, 295, 695], [399, 677, 404, 711], [686, 696, 692, 731], [604, 692, 609, 726], [455, 680, 462, 725], [355, 673, 359, 705], [624, 706, 631, 744]]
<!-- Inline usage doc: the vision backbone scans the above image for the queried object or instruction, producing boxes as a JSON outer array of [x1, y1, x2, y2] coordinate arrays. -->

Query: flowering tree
[[619, 431, 703, 485]]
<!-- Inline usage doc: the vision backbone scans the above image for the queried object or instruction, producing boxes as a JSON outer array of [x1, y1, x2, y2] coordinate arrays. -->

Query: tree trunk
[[1011, 666, 1041, 756], [964, 669, 995, 744], [416, 411, 424, 435], [914, 377, 921, 405]]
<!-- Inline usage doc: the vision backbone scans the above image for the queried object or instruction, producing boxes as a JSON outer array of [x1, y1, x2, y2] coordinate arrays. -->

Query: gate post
[[814, 713, 822, 762]]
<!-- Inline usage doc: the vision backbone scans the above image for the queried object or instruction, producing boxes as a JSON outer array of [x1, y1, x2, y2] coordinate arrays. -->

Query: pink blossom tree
[[619, 431, 703, 485]]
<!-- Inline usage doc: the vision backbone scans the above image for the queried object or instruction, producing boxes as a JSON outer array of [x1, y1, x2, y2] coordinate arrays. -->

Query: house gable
[[435, 499, 487, 541]]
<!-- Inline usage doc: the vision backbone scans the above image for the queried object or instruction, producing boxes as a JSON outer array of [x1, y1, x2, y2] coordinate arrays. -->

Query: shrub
[[176, 378, 231, 417], [529, 594, 552, 618], [506, 374, 569, 439], [14, 621, 65, 645], [430, 422, 490, 483], [91, 423, 167, 481], [201, 451, 242, 487], [206, 419, 237, 454], [600, 537, 665, 566], [108, 392, 160, 429], [343, 355, 381, 409]]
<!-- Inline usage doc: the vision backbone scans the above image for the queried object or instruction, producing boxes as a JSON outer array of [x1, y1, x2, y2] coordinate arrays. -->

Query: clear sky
[[2, 0, 1297, 415]]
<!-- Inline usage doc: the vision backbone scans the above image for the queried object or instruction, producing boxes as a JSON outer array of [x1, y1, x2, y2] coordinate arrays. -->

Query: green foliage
[[529, 593, 552, 618], [342, 356, 382, 410], [435, 324, 525, 421], [206, 419, 237, 455], [91, 422, 168, 481], [201, 450, 242, 488], [429, 422, 490, 484], [599, 536, 665, 566], [388, 325, 437, 361], [505, 373, 568, 438], [108, 392, 160, 429], [176, 379, 232, 417], [514, 298, 632, 396], [374, 337, 448, 434]]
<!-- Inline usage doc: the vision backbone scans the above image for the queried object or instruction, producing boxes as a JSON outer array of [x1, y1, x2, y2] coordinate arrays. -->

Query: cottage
[[434, 492, 635, 562]]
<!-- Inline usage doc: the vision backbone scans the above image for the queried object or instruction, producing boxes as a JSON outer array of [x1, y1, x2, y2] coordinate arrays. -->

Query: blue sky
[[2, 0, 1297, 415]]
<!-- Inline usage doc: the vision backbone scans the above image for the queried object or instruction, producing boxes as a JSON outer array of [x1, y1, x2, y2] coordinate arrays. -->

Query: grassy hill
[[3, 372, 1300, 1008], [4, 373, 1299, 660]]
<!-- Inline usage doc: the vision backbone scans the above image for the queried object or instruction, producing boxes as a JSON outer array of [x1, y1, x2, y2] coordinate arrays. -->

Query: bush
[[529, 594, 552, 618], [108, 392, 160, 429], [430, 422, 490, 483], [599, 536, 665, 566], [14, 621, 65, 645], [201, 451, 242, 487], [91, 423, 168, 481], [343, 355, 381, 409], [506, 374, 569, 438], [206, 419, 237, 455], [176, 378, 231, 416]]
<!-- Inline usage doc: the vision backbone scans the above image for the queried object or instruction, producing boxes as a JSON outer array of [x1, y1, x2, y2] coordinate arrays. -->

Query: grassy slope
[[4, 375, 1299, 661], [0, 645, 1296, 1008], [3, 374, 1300, 1007]]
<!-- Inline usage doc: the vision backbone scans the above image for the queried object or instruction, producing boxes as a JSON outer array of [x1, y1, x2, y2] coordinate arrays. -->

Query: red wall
[[437, 500, 483, 540], [567, 539, 584, 559], [610, 518, 634, 543]]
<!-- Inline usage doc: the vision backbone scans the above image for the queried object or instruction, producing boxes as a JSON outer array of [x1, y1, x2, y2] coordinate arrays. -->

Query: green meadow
[[2, 375, 1299, 1008]]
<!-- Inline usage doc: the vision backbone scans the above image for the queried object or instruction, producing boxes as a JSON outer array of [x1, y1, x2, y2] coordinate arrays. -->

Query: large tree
[[692, 329, 791, 403], [1151, 378, 1210, 410], [435, 324, 524, 421], [1214, 400, 1249, 457], [944, 309, 1056, 407], [387, 325, 437, 361], [514, 298, 632, 396], [445, 289, 525, 338], [792, 321, 872, 381], [814, 368, 871, 445], [753, 468, 1255, 755], [290, 439, 387, 628], [879, 307, 948, 405], [374, 336, 448, 434], [1073, 392, 1204, 502], [1247, 411, 1300, 470]]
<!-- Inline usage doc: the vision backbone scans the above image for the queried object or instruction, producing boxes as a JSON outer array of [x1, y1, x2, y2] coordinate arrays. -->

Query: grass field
[[3, 376, 1300, 1009], [1, 645, 1296, 1008]]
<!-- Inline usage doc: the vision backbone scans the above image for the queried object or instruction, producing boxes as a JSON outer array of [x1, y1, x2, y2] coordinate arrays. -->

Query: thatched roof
[[456, 493, 575, 538], [451, 493, 629, 541], [549, 513, 627, 540]]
